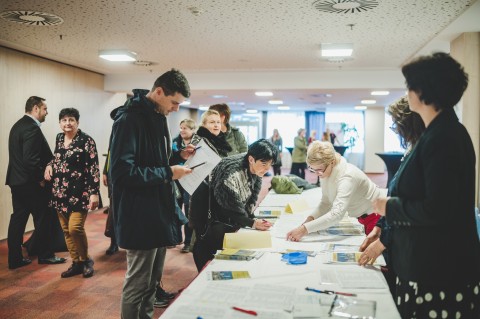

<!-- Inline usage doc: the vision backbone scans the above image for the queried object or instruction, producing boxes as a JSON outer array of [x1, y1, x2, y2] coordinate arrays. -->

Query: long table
[[160, 187, 400, 319]]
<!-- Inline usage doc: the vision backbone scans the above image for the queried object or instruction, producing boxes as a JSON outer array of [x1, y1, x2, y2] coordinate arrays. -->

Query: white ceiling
[[1, 0, 479, 111]]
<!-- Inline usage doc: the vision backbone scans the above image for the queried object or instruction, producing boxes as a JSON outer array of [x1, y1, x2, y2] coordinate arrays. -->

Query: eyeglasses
[[308, 163, 330, 174]]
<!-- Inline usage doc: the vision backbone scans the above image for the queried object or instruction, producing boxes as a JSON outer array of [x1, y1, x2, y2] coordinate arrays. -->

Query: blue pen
[[305, 287, 357, 297]]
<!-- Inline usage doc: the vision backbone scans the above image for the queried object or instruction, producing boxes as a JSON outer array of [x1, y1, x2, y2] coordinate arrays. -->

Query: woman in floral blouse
[[44, 108, 100, 278]]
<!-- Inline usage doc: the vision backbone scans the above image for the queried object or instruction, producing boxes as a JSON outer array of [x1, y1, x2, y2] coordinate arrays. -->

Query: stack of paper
[[214, 249, 265, 261]]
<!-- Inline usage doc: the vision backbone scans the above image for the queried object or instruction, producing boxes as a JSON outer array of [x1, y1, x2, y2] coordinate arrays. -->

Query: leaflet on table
[[223, 231, 272, 249], [320, 268, 389, 289], [214, 249, 265, 261], [207, 270, 251, 280], [318, 225, 364, 236], [163, 303, 292, 319], [178, 139, 222, 195], [326, 252, 383, 266]]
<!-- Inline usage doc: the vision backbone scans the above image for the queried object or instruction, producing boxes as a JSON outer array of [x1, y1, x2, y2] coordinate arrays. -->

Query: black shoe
[[83, 259, 94, 278], [61, 262, 84, 278], [38, 256, 67, 264], [181, 244, 190, 253], [156, 287, 176, 300], [153, 296, 170, 308], [8, 258, 32, 270], [106, 244, 119, 255]]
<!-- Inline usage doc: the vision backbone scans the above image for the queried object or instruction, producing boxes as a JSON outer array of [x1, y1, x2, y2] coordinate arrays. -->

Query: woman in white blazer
[[286, 141, 387, 241]]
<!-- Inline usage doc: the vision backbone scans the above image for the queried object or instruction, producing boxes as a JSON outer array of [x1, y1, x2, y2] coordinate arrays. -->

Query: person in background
[[170, 118, 197, 253], [308, 129, 317, 145], [372, 52, 480, 318], [110, 69, 194, 318], [191, 139, 277, 271], [269, 128, 283, 176], [286, 141, 386, 241], [208, 103, 247, 156], [102, 106, 122, 256], [6, 96, 66, 269], [44, 108, 100, 278], [290, 128, 307, 179], [358, 96, 425, 294], [321, 131, 329, 142]]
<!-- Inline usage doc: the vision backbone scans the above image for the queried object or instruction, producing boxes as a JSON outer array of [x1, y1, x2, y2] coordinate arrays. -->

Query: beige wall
[[0, 47, 126, 240], [451, 32, 480, 206]]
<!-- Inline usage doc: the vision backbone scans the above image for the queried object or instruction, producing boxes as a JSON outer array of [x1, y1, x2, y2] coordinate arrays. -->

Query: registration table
[[160, 188, 400, 319]]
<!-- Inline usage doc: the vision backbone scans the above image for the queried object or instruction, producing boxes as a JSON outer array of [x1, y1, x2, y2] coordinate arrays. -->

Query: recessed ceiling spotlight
[[268, 100, 283, 105], [354, 106, 367, 110], [246, 109, 258, 114], [325, 93, 333, 98], [198, 105, 209, 111], [99, 50, 136, 62], [361, 99, 376, 105], [371, 91, 390, 96], [211, 95, 227, 99], [277, 106, 290, 110], [255, 91, 273, 97]]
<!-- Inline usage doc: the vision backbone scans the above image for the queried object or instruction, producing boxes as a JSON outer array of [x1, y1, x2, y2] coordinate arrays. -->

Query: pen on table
[[232, 306, 258, 316], [305, 287, 357, 297]]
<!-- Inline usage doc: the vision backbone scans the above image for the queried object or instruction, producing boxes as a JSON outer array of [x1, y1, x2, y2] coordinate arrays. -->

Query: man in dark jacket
[[6, 96, 66, 269], [110, 69, 195, 319]]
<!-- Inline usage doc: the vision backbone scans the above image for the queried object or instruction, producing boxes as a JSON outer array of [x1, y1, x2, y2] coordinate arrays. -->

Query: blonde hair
[[180, 118, 197, 131], [200, 109, 220, 126], [307, 141, 337, 166]]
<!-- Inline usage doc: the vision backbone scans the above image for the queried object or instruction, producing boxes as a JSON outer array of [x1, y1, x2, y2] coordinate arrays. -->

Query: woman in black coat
[[373, 53, 480, 318]]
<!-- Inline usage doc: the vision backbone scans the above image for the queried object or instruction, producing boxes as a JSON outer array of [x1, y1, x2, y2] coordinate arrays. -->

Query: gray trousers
[[121, 247, 166, 319]]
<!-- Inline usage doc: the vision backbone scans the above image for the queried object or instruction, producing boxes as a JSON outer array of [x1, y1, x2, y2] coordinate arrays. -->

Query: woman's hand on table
[[286, 225, 308, 242], [253, 219, 272, 230], [359, 226, 381, 252], [358, 238, 385, 266]]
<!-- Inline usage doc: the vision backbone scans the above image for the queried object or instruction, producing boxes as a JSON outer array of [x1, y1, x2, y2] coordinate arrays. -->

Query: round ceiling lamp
[[312, 0, 379, 13], [0, 10, 63, 26]]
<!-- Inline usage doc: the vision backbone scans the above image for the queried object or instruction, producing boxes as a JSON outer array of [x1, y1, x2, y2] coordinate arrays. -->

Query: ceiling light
[[211, 95, 227, 99], [246, 109, 258, 114], [268, 100, 283, 105], [361, 99, 376, 104], [355, 106, 367, 110], [277, 106, 290, 110], [99, 50, 136, 62], [321, 43, 353, 57], [198, 105, 209, 111], [371, 91, 390, 96], [255, 91, 273, 97]]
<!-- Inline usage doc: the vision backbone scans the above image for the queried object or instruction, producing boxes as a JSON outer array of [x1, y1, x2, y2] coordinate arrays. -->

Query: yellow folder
[[285, 199, 309, 213], [223, 231, 272, 249]]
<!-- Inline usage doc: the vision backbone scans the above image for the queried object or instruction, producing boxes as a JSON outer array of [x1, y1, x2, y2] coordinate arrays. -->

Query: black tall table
[[375, 152, 404, 187]]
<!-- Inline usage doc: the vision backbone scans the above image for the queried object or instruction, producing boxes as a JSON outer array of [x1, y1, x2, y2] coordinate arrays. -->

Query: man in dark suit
[[6, 96, 66, 269]]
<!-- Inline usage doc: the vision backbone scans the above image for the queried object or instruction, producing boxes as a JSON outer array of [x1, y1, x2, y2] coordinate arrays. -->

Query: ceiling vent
[[0, 10, 63, 26], [312, 0, 379, 14]]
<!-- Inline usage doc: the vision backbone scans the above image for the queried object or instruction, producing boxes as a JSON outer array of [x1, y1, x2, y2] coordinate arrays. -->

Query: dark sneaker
[[181, 245, 190, 253], [153, 296, 169, 308], [156, 287, 176, 300], [83, 258, 94, 278], [61, 262, 84, 278]]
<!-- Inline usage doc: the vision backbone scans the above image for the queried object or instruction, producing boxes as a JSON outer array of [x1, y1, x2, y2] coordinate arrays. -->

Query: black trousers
[[290, 162, 306, 179], [8, 183, 54, 264]]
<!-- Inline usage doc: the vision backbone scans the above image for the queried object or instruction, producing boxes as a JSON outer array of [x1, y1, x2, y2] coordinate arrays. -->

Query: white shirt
[[304, 157, 387, 233]]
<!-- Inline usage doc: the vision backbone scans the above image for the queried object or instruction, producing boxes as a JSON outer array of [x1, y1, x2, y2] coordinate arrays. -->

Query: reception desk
[[375, 152, 404, 187]]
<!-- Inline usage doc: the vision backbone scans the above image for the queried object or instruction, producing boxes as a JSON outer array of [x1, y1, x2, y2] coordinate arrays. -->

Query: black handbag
[[199, 177, 235, 250]]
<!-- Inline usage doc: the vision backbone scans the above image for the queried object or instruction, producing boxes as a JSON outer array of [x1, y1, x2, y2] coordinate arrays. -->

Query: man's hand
[[171, 165, 193, 180], [102, 174, 108, 187], [44, 165, 53, 181], [180, 144, 198, 160], [253, 219, 272, 230], [359, 226, 381, 252], [88, 194, 99, 211]]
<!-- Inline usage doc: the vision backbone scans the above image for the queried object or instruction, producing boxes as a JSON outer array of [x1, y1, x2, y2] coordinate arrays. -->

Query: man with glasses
[[286, 141, 387, 241]]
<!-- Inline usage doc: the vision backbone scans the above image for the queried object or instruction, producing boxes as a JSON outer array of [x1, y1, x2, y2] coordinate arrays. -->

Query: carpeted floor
[[0, 169, 386, 318]]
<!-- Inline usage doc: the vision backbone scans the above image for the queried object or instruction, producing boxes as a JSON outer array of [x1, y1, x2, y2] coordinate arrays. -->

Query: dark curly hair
[[388, 97, 425, 149], [402, 52, 468, 111]]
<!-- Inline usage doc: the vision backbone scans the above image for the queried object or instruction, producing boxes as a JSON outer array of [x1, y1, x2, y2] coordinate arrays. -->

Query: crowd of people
[[5, 53, 480, 319]]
